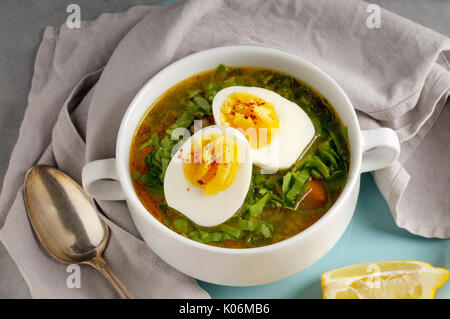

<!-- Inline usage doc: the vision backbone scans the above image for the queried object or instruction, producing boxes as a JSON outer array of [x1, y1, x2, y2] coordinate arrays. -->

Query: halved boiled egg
[[212, 86, 315, 171], [164, 125, 252, 227]]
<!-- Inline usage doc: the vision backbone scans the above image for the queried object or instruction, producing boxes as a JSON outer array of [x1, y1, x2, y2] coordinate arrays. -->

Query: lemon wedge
[[321, 260, 449, 299]]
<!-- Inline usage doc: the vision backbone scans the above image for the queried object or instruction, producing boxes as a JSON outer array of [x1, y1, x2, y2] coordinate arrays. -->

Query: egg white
[[212, 86, 316, 171], [163, 125, 252, 227]]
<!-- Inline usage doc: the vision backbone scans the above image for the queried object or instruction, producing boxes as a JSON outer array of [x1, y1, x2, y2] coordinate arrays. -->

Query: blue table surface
[[198, 173, 450, 299]]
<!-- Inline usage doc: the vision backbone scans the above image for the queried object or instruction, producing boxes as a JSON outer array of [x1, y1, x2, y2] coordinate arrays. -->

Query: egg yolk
[[220, 92, 279, 149], [183, 134, 239, 195]]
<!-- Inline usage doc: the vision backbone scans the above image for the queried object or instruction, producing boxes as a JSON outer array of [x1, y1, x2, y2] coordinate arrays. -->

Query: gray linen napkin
[[0, 0, 449, 298]]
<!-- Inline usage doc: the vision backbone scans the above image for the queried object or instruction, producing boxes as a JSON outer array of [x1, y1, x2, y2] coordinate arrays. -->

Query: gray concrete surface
[[0, 0, 448, 299]]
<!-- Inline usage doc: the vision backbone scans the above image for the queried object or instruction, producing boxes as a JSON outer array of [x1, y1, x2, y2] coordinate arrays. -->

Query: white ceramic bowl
[[82, 45, 400, 286]]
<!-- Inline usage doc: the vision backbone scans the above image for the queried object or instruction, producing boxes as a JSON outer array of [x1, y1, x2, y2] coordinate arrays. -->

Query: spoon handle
[[88, 256, 134, 299]]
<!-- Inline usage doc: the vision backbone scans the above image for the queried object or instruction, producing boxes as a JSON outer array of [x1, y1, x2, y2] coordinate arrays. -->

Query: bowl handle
[[82, 158, 126, 200], [360, 128, 400, 173]]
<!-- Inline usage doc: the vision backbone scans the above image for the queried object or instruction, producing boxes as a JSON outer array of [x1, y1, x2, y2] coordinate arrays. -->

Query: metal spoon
[[24, 165, 133, 299]]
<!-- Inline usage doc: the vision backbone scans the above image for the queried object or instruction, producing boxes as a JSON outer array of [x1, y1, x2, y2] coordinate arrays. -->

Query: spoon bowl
[[24, 165, 132, 299]]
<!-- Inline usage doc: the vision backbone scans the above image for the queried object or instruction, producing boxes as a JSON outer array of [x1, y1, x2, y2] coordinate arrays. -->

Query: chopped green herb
[[282, 172, 292, 194], [173, 218, 189, 234], [248, 192, 271, 217], [285, 170, 310, 204]]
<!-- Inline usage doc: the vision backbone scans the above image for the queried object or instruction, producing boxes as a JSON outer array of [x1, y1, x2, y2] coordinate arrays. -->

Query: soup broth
[[130, 65, 350, 248]]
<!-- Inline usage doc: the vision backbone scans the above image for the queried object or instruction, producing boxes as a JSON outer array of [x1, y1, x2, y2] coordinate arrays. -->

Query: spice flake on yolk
[[183, 134, 239, 195], [220, 92, 279, 149]]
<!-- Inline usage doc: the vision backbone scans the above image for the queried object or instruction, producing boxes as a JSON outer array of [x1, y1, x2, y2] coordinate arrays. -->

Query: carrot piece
[[146, 198, 163, 220], [224, 240, 234, 247], [299, 178, 328, 210], [141, 146, 153, 155], [135, 183, 163, 221]]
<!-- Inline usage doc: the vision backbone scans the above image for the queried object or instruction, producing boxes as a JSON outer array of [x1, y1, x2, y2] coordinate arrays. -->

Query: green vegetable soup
[[130, 65, 350, 248]]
